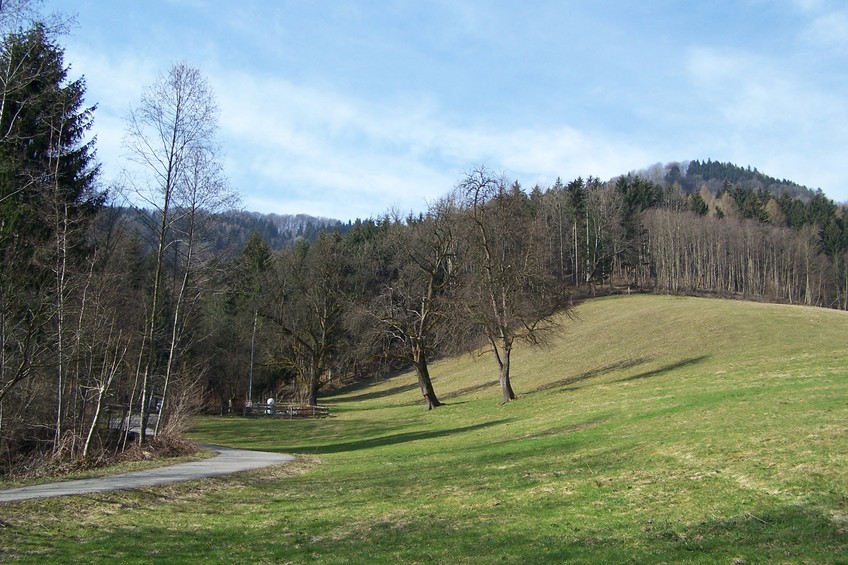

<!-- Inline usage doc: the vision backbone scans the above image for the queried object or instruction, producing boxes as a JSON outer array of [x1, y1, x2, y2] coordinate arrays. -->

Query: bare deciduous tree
[[269, 234, 351, 407], [366, 198, 461, 409], [123, 62, 220, 444], [155, 145, 237, 435], [458, 166, 566, 403]]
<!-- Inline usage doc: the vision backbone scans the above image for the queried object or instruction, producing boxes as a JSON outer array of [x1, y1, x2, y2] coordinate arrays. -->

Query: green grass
[[2, 295, 847, 563]]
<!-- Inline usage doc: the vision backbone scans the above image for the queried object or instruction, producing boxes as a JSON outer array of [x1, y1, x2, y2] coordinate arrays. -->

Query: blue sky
[[42, 0, 848, 220]]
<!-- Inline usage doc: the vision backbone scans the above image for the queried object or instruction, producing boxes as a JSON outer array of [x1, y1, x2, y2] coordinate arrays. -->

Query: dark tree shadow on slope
[[649, 503, 848, 562], [328, 378, 494, 408], [441, 379, 501, 401], [286, 419, 512, 455], [528, 355, 711, 395], [327, 380, 419, 403], [613, 355, 710, 383], [529, 357, 651, 394]]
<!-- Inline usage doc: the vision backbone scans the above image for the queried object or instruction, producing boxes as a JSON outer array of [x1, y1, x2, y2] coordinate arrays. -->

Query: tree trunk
[[83, 385, 106, 459], [248, 309, 257, 404], [138, 174, 174, 445], [155, 220, 196, 437], [121, 346, 145, 450], [498, 340, 516, 403], [413, 349, 442, 410], [128, 64, 221, 445], [307, 361, 320, 407], [53, 206, 67, 448]]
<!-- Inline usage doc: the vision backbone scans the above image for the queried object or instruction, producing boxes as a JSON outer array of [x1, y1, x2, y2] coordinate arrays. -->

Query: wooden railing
[[240, 404, 330, 418]]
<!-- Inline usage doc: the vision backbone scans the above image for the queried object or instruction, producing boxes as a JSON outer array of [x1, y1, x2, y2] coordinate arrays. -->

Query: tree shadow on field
[[286, 419, 512, 455], [650, 503, 848, 562], [529, 357, 651, 394], [442, 379, 501, 400], [614, 355, 710, 383], [330, 381, 419, 403], [518, 415, 609, 440]]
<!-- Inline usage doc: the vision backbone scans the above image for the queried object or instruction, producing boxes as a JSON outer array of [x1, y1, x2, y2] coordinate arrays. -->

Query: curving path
[[0, 445, 294, 504]]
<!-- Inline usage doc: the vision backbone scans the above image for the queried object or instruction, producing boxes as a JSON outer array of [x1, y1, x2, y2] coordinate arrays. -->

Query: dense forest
[[1, 8, 846, 476]]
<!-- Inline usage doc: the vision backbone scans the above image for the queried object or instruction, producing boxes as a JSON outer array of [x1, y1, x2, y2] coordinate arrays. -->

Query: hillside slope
[[348, 293, 847, 409], [208, 294, 848, 562], [7, 295, 847, 563]]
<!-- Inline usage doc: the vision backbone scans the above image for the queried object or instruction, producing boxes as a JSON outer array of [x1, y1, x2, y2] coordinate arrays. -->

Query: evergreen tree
[[0, 22, 100, 254], [689, 191, 709, 216], [0, 19, 101, 462]]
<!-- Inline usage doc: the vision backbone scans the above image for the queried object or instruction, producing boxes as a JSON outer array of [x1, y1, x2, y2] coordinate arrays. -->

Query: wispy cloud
[[686, 47, 835, 129], [212, 67, 652, 218], [684, 40, 848, 190], [63, 44, 160, 192], [52, 0, 848, 216], [805, 10, 848, 51]]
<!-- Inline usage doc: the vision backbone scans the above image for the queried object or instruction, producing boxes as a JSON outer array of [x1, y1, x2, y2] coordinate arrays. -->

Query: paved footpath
[[0, 445, 294, 504]]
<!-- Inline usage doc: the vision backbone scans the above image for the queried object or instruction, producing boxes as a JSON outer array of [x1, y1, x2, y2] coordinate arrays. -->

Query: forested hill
[[645, 159, 817, 201], [222, 159, 823, 251], [109, 158, 841, 272], [168, 159, 827, 254]]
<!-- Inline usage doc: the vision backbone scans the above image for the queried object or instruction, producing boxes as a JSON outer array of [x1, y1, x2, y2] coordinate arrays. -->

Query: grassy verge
[[1, 295, 846, 563]]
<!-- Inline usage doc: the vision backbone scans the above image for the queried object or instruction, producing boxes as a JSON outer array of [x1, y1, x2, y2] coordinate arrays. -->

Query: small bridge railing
[[241, 404, 330, 418]]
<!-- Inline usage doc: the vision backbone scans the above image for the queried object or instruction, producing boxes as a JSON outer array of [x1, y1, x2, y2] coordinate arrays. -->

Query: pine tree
[[0, 22, 100, 252]]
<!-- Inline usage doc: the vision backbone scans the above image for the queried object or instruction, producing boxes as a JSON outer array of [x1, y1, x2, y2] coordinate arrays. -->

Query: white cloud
[[684, 44, 848, 195], [54, 0, 848, 217], [790, 0, 827, 12], [61, 43, 163, 194], [686, 46, 844, 130], [210, 66, 654, 218], [777, 0, 848, 54], [805, 10, 848, 51]]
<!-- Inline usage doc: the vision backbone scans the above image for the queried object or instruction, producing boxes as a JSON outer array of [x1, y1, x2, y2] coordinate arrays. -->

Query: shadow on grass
[[441, 379, 501, 400], [614, 355, 710, 383], [190, 415, 424, 453], [329, 381, 419, 403], [649, 503, 848, 562], [529, 357, 651, 394], [519, 415, 609, 440], [334, 375, 502, 405], [287, 419, 512, 455], [457, 415, 615, 472], [11, 498, 844, 563]]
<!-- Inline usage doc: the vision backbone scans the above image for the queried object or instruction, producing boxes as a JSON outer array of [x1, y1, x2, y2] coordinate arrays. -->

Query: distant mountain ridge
[[207, 210, 351, 251]]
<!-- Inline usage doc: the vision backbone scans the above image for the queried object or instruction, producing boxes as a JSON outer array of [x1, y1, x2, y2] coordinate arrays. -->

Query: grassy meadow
[[1, 294, 847, 563]]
